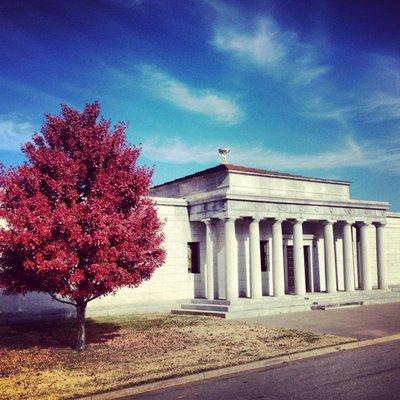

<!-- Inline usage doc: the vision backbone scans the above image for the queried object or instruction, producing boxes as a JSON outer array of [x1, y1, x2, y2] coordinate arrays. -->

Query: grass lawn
[[0, 313, 355, 400]]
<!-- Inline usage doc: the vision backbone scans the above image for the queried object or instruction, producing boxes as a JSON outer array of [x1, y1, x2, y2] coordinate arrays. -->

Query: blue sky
[[1, 0, 400, 209]]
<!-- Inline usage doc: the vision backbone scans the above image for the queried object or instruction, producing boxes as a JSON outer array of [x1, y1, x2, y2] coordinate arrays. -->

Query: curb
[[77, 333, 400, 400]]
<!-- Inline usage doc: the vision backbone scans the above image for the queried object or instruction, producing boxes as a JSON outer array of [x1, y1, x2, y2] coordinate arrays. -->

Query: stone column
[[293, 219, 306, 295], [323, 220, 337, 293], [376, 223, 388, 290], [272, 218, 285, 297], [283, 243, 289, 292], [360, 222, 372, 291], [342, 221, 355, 292], [202, 219, 214, 300], [249, 218, 262, 299], [224, 217, 238, 301], [352, 226, 359, 289]]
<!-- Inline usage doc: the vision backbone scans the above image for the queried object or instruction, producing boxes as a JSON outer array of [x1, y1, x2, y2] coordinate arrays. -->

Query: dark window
[[187, 242, 200, 274], [260, 240, 269, 272]]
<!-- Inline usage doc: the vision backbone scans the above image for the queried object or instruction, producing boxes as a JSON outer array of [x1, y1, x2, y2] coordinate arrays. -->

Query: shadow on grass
[[0, 318, 121, 350]]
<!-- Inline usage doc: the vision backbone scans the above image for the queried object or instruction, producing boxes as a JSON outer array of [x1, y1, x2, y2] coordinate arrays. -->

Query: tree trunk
[[76, 302, 86, 351]]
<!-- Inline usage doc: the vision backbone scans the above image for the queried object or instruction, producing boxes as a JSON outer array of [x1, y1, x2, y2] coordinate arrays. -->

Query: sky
[[1, 0, 400, 209]]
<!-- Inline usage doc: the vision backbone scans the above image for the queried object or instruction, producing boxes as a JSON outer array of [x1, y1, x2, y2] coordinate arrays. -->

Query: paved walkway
[[239, 302, 400, 339]]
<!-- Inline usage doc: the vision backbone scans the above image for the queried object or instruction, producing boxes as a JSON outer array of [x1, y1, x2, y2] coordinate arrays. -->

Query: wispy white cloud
[[0, 118, 34, 152], [142, 138, 216, 164], [208, 4, 400, 126], [213, 19, 286, 67], [211, 18, 330, 87], [345, 55, 400, 123], [350, 93, 400, 122], [275, 56, 400, 126], [140, 64, 243, 125], [368, 54, 400, 91], [295, 95, 350, 123], [142, 136, 400, 174], [208, 9, 340, 123], [0, 77, 66, 108], [295, 53, 400, 124]]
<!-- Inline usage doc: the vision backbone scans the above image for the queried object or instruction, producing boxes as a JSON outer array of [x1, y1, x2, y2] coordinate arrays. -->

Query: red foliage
[[0, 102, 165, 306]]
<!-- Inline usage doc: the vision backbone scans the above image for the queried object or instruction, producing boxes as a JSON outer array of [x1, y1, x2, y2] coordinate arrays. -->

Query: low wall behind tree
[[0, 197, 195, 322]]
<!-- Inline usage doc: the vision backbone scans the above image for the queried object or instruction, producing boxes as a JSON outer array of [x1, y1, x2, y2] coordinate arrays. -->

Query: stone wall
[[386, 213, 400, 285], [150, 169, 229, 198], [87, 198, 195, 315], [1, 201, 399, 322], [0, 197, 194, 321], [228, 172, 350, 201]]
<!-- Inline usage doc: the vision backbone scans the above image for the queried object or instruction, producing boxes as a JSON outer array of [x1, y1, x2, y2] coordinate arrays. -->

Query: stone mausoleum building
[[2, 150, 400, 319]]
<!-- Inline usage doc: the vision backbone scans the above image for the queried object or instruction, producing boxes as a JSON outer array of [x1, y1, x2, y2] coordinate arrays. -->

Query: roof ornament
[[218, 148, 230, 164]]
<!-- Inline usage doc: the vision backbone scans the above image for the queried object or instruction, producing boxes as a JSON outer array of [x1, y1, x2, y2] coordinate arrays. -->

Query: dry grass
[[0, 313, 354, 400]]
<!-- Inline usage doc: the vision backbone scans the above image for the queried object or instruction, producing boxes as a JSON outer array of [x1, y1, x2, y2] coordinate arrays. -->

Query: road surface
[[241, 302, 400, 340], [122, 340, 400, 400]]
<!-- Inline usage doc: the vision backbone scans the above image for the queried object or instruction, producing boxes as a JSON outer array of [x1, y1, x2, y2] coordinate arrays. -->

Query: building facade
[[1, 161, 400, 319]]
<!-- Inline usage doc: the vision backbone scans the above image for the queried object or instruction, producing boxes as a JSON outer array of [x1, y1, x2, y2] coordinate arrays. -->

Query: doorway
[[285, 245, 311, 294]]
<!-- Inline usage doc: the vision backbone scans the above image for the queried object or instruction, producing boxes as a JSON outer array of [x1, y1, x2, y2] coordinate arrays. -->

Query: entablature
[[189, 196, 388, 224]]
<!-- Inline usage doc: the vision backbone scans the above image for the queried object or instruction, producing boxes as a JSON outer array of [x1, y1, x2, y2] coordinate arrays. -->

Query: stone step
[[226, 302, 314, 311], [229, 304, 312, 319], [172, 291, 400, 318], [309, 292, 385, 298], [312, 297, 361, 302], [180, 302, 309, 314], [311, 301, 364, 310], [171, 308, 227, 318], [308, 294, 399, 302], [363, 298, 400, 305], [175, 299, 313, 319], [191, 299, 231, 306], [181, 304, 230, 312]]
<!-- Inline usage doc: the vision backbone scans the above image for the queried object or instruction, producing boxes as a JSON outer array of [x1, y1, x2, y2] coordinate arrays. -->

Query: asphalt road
[[123, 340, 400, 400], [241, 302, 400, 340]]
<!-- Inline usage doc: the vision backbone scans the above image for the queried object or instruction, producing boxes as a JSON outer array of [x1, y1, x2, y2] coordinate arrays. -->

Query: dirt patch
[[0, 313, 354, 400]]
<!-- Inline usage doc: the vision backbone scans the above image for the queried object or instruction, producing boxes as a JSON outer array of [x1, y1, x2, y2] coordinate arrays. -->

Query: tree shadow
[[0, 317, 122, 350]]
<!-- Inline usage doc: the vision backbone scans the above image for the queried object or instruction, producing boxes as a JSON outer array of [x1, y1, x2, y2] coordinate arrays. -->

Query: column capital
[[272, 217, 285, 224], [201, 218, 212, 225], [250, 217, 261, 223], [341, 219, 356, 226], [358, 221, 372, 227], [374, 221, 387, 228], [224, 217, 237, 223], [292, 218, 306, 224], [323, 219, 336, 226]]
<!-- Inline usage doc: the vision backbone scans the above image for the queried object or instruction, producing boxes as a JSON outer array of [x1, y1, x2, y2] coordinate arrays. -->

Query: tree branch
[[87, 292, 106, 302], [47, 292, 76, 307], [62, 277, 74, 291]]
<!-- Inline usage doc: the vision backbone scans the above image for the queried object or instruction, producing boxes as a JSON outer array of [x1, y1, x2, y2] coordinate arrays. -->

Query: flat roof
[[151, 163, 351, 189]]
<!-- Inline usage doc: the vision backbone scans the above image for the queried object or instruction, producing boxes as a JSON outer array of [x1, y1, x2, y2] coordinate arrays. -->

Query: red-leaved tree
[[0, 102, 165, 350]]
